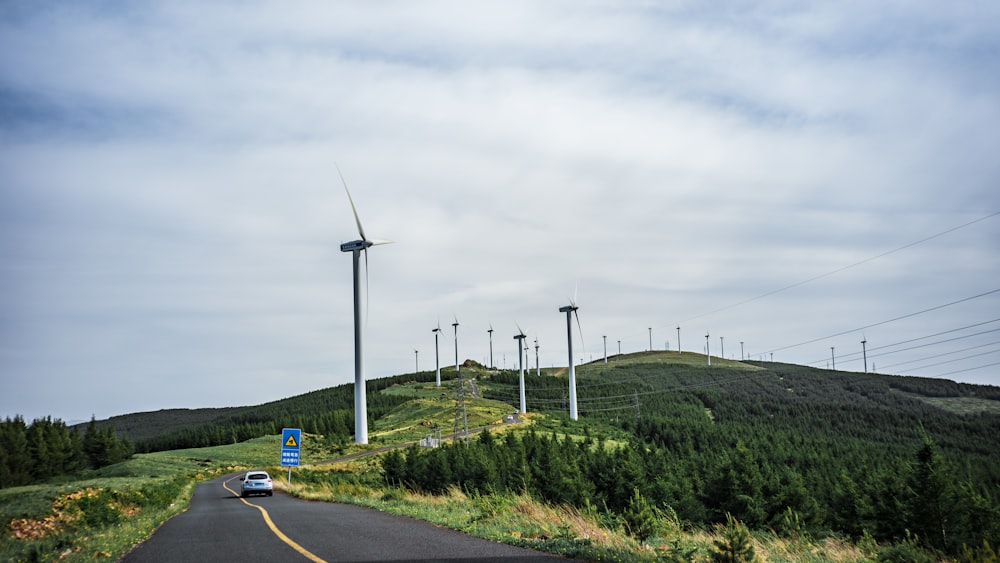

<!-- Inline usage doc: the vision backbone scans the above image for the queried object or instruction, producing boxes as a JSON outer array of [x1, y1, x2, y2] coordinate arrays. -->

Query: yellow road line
[[223, 476, 328, 563]]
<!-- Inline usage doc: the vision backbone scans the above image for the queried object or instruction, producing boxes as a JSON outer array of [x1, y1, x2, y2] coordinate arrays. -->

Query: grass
[[895, 392, 1000, 415], [2, 428, 931, 562], [0, 434, 341, 562], [1, 388, 942, 562], [580, 350, 764, 371], [370, 384, 517, 444], [277, 466, 877, 563]]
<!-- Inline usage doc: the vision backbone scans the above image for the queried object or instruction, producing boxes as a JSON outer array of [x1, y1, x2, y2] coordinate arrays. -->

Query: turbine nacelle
[[340, 239, 371, 252]]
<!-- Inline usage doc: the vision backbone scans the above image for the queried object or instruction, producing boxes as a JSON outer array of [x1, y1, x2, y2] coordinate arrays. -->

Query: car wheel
[[267, 491, 273, 496]]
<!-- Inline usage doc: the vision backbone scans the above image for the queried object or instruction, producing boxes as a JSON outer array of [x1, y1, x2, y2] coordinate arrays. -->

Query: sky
[[2, 1, 999, 424]]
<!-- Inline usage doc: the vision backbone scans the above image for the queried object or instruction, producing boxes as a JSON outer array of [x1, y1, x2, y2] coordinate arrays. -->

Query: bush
[[711, 513, 757, 563], [622, 488, 659, 541]]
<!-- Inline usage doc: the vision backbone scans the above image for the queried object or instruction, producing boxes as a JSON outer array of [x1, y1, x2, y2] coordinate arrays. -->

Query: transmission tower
[[453, 376, 469, 445]]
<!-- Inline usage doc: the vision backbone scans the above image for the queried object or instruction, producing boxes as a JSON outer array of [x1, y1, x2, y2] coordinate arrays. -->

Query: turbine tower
[[534, 337, 540, 375], [514, 326, 527, 414], [452, 316, 460, 373], [603, 335, 608, 363], [677, 326, 681, 353], [414, 349, 419, 373], [488, 324, 494, 370], [559, 294, 583, 421], [705, 332, 711, 366], [337, 167, 391, 445], [433, 322, 441, 387]]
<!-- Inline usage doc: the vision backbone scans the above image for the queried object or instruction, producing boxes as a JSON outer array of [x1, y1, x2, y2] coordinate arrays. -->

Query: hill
[[9, 352, 1000, 559], [90, 352, 999, 459]]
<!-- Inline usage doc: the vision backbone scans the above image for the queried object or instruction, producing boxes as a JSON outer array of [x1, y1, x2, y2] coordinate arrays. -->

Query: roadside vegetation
[[3, 354, 999, 561]]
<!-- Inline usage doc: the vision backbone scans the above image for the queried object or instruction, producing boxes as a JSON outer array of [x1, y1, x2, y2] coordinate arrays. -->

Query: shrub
[[711, 513, 757, 563]]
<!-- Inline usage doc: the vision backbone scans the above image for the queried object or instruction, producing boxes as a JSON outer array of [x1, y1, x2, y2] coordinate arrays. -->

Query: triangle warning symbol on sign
[[285, 434, 298, 447]]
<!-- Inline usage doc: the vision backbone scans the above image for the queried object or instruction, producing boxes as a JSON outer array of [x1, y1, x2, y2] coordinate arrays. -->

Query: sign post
[[280, 428, 301, 484]]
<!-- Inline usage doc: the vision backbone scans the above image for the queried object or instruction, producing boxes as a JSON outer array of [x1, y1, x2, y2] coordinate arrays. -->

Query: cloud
[[2, 1, 998, 422]]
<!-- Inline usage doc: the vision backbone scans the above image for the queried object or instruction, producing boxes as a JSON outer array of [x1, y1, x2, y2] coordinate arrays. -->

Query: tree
[[906, 432, 955, 551], [711, 513, 757, 563]]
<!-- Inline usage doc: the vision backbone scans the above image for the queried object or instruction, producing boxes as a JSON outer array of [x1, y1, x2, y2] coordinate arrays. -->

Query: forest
[[5, 355, 998, 558], [0, 416, 133, 487], [388, 359, 1000, 557]]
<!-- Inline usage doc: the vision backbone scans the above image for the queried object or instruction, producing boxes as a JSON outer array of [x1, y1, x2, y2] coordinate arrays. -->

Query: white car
[[240, 470, 273, 497]]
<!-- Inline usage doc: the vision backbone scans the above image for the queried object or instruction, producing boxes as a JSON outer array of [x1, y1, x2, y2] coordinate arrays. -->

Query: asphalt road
[[120, 473, 572, 562]]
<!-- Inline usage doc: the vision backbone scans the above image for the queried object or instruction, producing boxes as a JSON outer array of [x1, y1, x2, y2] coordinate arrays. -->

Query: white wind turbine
[[514, 324, 527, 414], [558, 290, 584, 421], [433, 321, 442, 387], [338, 167, 391, 445]]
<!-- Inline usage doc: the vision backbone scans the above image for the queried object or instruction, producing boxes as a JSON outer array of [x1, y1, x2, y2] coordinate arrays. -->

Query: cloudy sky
[[2, 2, 998, 424]]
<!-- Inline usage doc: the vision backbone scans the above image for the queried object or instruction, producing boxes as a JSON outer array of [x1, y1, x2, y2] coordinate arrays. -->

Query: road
[[121, 473, 572, 562]]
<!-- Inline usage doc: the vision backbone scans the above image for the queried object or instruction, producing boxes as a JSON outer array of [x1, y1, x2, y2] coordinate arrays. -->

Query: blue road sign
[[280, 428, 301, 467]]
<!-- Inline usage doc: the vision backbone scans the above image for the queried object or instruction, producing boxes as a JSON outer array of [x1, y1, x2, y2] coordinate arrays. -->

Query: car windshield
[[247, 473, 268, 480]]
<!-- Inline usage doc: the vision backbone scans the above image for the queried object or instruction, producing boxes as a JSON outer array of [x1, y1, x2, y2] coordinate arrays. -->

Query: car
[[240, 470, 273, 497]]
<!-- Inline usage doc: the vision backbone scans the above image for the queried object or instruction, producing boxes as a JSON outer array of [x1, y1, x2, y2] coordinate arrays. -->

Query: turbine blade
[[574, 309, 585, 354], [369, 239, 393, 246], [363, 247, 370, 327], [337, 165, 367, 242]]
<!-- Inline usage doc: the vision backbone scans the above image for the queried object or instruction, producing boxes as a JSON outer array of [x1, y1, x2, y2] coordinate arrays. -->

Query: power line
[[818, 318, 1000, 364], [766, 288, 1000, 355], [878, 341, 1000, 371], [903, 348, 1000, 373], [933, 361, 1000, 378], [677, 211, 1000, 325], [808, 326, 1000, 367]]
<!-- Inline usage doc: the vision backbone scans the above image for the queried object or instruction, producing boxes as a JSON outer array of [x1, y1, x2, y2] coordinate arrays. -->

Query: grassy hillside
[[5, 353, 1000, 561]]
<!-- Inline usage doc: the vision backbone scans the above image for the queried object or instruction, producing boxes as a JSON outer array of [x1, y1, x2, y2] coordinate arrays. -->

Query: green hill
[[7, 352, 1000, 560]]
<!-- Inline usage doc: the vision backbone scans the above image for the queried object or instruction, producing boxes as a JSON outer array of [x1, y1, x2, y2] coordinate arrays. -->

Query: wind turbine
[[534, 337, 540, 376], [514, 325, 527, 414], [705, 332, 711, 366], [433, 322, 441, 387], [861, 336, 868, 373], [488, 324, 494, 370], [338, 167, 391, 445], [452, 316, 460, 373], [413, 349, 419, 373], [558, 291, 584, 421]]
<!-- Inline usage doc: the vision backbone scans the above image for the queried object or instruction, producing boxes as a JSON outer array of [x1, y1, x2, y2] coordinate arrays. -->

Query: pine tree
[[906, 432, 955, 551], [711, 513, 757, 563]]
